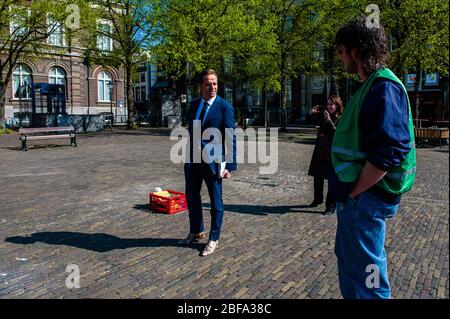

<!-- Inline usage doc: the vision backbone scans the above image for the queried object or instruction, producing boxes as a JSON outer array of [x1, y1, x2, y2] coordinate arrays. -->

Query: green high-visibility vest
[[331, 68, 416, 195]]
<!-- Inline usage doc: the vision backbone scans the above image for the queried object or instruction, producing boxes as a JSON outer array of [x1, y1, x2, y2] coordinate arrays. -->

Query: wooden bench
[[19, 126, 77, 151], [414, 127, 449, 147]]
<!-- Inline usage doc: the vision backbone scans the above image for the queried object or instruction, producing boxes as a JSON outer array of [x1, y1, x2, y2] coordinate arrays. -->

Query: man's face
[[337, 45, 358, 74], [201, 74, 218, 100]]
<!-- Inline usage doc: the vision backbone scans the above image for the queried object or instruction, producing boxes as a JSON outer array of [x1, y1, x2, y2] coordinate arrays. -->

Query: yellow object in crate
[[153, 191, 172, 198]]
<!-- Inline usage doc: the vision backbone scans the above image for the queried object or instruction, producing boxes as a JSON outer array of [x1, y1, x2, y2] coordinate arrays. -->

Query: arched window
[[98, 71, 112, 102], [12, 65, 32, 99], [49, 67, 66, 85]]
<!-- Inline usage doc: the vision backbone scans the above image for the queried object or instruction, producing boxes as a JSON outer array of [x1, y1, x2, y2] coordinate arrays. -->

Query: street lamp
[[108, 82, 113, 128], [242, 81, 248, 129]]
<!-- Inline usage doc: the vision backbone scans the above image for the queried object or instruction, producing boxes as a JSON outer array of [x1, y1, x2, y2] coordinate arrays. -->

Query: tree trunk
[[126, 66, 135, 129], [280, 74, 287, 132], [280, 52, 287, 132], [413, 66, 421, 124], [0, 84, 7, 130], [263, 89, 268, 128], [328, 46, 337, 96]]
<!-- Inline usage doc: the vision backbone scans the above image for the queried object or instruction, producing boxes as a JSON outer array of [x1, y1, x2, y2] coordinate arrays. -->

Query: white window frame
[[47, 15, 65, 47], [12, 65, 32, 100], [9, 6, 30, 37], [97, 19, 113, 52], [49, 67, 66, 85], [98, 71, 112, 102]]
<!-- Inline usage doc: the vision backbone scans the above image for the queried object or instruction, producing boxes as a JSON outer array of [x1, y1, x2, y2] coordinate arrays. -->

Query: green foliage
[[382, 0, 449, 75], [1, 0, 447, 128], [150, 0, 263, 78], [244, 0, 328, 92], [0, 0, 90, 128], [0, 128, 13, 134], [83, 0, 160, 128]]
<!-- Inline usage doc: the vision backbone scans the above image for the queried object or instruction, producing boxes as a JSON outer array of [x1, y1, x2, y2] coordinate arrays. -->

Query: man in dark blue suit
[[179, 68, 237, 256]]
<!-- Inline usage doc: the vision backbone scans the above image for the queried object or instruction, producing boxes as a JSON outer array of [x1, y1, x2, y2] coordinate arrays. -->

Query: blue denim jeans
[[335, 191, 399, 299]]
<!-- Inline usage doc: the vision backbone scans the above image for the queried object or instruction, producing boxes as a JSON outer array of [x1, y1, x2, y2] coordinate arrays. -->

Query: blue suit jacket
[[186, 95, 237, 175]]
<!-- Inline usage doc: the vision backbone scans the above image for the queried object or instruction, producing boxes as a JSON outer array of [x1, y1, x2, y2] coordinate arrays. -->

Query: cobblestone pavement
[[0, 128, 448, 299]]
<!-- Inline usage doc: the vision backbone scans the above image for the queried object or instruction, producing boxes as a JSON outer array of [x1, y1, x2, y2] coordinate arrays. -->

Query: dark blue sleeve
[[359, 79, 411, 171]]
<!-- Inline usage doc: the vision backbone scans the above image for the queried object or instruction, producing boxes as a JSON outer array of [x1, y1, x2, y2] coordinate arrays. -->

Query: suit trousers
[[184, 163, 224, 241]]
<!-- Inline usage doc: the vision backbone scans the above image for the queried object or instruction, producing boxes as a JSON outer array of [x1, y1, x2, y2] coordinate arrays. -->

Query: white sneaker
[[201, 240, 219, 256]]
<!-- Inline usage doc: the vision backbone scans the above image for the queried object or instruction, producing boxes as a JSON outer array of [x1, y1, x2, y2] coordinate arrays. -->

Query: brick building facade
[[2, 46, 125, 124]]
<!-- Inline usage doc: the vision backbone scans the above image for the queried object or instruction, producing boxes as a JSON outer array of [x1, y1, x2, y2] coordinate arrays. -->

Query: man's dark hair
[[335, 16, 389, 73], [198, 68, 218, 84]]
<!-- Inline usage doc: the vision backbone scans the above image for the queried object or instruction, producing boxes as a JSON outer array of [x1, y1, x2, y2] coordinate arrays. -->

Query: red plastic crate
[[149, 189, 187, 214]]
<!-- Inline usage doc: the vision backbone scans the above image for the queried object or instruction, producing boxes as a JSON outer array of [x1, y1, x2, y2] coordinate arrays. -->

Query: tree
[[0, 0, 75, 129], [316, 0, 366, 96], [382, 0, 449, 119], [84, 0, 158, 129], [151, 0, 260, 80], [242, 0, 327, 131]]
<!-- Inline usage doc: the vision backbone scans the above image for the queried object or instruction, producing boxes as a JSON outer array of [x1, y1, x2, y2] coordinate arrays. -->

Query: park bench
[[414, 127, 449, 147], [19, 126, 77, 151]]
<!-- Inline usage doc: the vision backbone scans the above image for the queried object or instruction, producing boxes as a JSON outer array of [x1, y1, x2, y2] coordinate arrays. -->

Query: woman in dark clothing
[[307, 95, 344, 215]]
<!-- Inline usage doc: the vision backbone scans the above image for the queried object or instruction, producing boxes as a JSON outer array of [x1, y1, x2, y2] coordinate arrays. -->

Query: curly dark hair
[[335, 16, 389, 74]]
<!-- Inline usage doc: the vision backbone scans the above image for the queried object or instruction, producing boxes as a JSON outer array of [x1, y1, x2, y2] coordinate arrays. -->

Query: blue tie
[[199, 101, 209, 122]]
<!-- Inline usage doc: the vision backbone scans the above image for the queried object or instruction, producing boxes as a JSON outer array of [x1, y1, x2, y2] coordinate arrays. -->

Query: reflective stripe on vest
[[331, 146, 367, 158], [386, 166, 416, 179]]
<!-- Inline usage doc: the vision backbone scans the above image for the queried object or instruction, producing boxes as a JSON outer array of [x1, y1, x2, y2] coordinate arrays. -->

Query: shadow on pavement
[[110, 128, 174, 137], [133, 203, 170, 215], [133, 202, 325, 216], [2, 144, 71, 151], [202, 203, 325, 215], [5, 232, 203, 253]]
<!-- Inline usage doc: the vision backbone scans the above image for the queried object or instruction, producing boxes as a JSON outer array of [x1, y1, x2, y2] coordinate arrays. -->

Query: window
[[98, 71, 112, 102], [253, 89, 262, 106], [134, 86, 146, 102], [314, 42, 325, 62], [141, 86, 146, 101], [47, 16, 64, 46], [9, 7, 29, 37], [187, 86, 193, 103], [97, 22, 112, 51], [186, 63, 194, 80], [224, 56, 233, 75], [140, 72, 146, 83], [135, 87, 141, 102], [49, 67, 66, 85], [12, 65, 32, 99], [284, 16, 293, 32], [285, 80, 292, 106], [225, 83, 233, 105]]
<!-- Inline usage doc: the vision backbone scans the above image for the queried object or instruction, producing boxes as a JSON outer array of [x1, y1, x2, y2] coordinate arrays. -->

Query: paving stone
[[0, 128, 447, 299]]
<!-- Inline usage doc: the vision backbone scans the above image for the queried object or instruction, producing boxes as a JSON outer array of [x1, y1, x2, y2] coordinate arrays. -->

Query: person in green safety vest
[[331, 16, 416, 299]]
